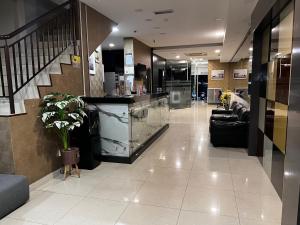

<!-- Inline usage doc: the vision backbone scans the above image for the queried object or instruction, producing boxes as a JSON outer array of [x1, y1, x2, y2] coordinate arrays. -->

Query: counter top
[[82, 92, 169, 104]]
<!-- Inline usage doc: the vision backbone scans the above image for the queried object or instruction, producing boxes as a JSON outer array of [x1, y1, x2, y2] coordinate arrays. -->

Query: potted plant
[[220, 91, 231, 110], [40, 92, 87, 179]]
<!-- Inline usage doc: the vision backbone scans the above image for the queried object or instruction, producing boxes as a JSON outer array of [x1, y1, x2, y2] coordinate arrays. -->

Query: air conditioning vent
[[154, 9, 174, 15], [185, 52, 208, 57]]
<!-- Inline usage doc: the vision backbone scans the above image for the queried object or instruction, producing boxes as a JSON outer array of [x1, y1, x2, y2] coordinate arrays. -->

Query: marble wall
[[97, 104, 130, 157], [96, 96, 169, 159]]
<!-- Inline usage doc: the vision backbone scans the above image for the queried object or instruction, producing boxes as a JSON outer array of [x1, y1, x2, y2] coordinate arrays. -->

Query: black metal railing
[[0, 0, 77, 114]]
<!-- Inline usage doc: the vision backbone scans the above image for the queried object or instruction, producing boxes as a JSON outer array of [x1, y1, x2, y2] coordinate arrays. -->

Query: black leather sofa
[[209, 103, 250, 148]]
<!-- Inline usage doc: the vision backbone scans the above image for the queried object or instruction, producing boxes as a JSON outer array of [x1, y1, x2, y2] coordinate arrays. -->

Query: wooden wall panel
[[133, 38, 151, 68], [208, 60, 249, 92]]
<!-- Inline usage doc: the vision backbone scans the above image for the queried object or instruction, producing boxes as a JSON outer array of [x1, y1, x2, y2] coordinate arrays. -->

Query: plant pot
[[224, 104, 230, 111], [62, 147, 80, 166]]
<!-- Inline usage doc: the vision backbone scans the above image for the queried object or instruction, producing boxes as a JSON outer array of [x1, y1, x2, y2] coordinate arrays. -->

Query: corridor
[[1, 102, 282, 225]]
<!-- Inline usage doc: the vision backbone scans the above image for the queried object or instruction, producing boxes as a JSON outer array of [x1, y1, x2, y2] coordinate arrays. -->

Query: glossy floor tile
[[182, 186, 238, 217], [116, 204, 179, 225], [177, 210, 239, 225], [0, 102, 282, 225], [54, 198, 127, 225]]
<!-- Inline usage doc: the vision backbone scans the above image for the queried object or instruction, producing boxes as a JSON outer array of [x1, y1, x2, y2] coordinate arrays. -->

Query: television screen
[[135, 63, 147, 79]]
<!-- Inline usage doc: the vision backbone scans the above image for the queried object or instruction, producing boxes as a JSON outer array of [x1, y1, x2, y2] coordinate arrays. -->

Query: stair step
[[0, 46, 74, 115], [0, 98, 26, 115]]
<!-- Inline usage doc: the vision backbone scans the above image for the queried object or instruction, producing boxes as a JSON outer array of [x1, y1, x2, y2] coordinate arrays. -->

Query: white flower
[[43, 94, 54, 100], [54, 121, 69, 129], [42, 112, 56, 123], [46, 102, 55, 107], [73, 121, 81, 127], [68, 113, 83, 123], [78, 109, 87, 117], [68, 113, 79, 120], [55, 101, 69, 109], [45, 123, 54, 128]]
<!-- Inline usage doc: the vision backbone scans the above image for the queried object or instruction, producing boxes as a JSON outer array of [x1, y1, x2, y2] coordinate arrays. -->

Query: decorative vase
[[224, 103, 230, 111], [61, 147, 80, 180]]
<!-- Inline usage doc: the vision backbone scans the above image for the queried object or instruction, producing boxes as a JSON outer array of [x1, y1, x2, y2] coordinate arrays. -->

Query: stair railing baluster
[[51, 22, 55, 59], [0, 48, 5, 96], [18, 42, 24, 86], [36, 31, 41, 72], [0, 1, 74, 114], [24, 37, 30, 81], [4, 40, 15, 114], [47, 24, 51, 63], [30, 34, 35, 77], [42, 28, 46, 68], [12, 44, 18, 91]]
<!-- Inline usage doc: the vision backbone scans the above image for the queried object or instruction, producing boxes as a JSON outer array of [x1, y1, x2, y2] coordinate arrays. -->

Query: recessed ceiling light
[[112, 26, 119, 32], [215, 49, 221, 53], [145, 18, 152, 22], [164, 18, 169, 22], [199, 58, 203, 61], [153, 27, 160, 29], [215, 31, 225, 37], [215, 18, 224, 22], [109, 43, 115, 47], [159, 32, 166, 35], [134, 9, 143, 12], [176, 55, 180, 59], [249, 47, 253, 51]]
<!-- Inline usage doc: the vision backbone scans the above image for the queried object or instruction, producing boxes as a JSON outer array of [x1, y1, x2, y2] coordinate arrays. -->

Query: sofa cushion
[[210, 114, 239, 122], [0, 174, 29, 219]]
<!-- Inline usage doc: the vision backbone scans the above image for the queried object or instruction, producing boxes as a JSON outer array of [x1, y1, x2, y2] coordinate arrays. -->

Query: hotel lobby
[[1, 0, 300, 225]]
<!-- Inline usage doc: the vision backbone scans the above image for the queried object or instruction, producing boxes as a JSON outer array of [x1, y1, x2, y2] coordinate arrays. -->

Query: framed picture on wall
[[233, 69, 247, 79], [89, 54, 96, 75], [211, 70, 224, 80]]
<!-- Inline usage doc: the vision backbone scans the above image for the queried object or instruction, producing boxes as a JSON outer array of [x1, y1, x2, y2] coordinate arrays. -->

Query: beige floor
[[0, 102, 282, 225]]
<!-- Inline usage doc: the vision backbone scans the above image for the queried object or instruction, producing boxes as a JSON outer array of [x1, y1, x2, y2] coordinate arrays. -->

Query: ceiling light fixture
[[215, 31, 225, 37], [249, 47, 253, 51], [215, 18, 224, 22], [215, 49, 221, 54], [109, 43, 115, 48], [176, 55, 180, 59], [145, 18, 152, 22], [112, 26, 119, 32]]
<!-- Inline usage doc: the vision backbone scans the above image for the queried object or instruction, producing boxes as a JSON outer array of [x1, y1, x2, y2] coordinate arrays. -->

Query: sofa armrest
[[210, 120, 249, 131], [211, 109, 233, 115]]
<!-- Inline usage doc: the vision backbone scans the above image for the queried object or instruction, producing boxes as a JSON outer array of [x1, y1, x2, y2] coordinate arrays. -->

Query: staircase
[[0, 0, 78, 115]]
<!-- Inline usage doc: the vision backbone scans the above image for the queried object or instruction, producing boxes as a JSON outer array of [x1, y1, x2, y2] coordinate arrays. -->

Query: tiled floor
[[0, 102, 282, 225]]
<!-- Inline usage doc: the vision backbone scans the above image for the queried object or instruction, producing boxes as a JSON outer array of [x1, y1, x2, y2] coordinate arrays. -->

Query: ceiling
[[82, 0, 258, 62]]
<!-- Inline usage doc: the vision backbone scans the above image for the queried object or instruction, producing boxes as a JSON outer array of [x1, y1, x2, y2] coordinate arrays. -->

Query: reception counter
[[82, 93, 169, 163]]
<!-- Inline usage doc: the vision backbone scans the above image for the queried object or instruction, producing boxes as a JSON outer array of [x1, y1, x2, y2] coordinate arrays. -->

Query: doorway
[[192, 75, 208, 101]]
